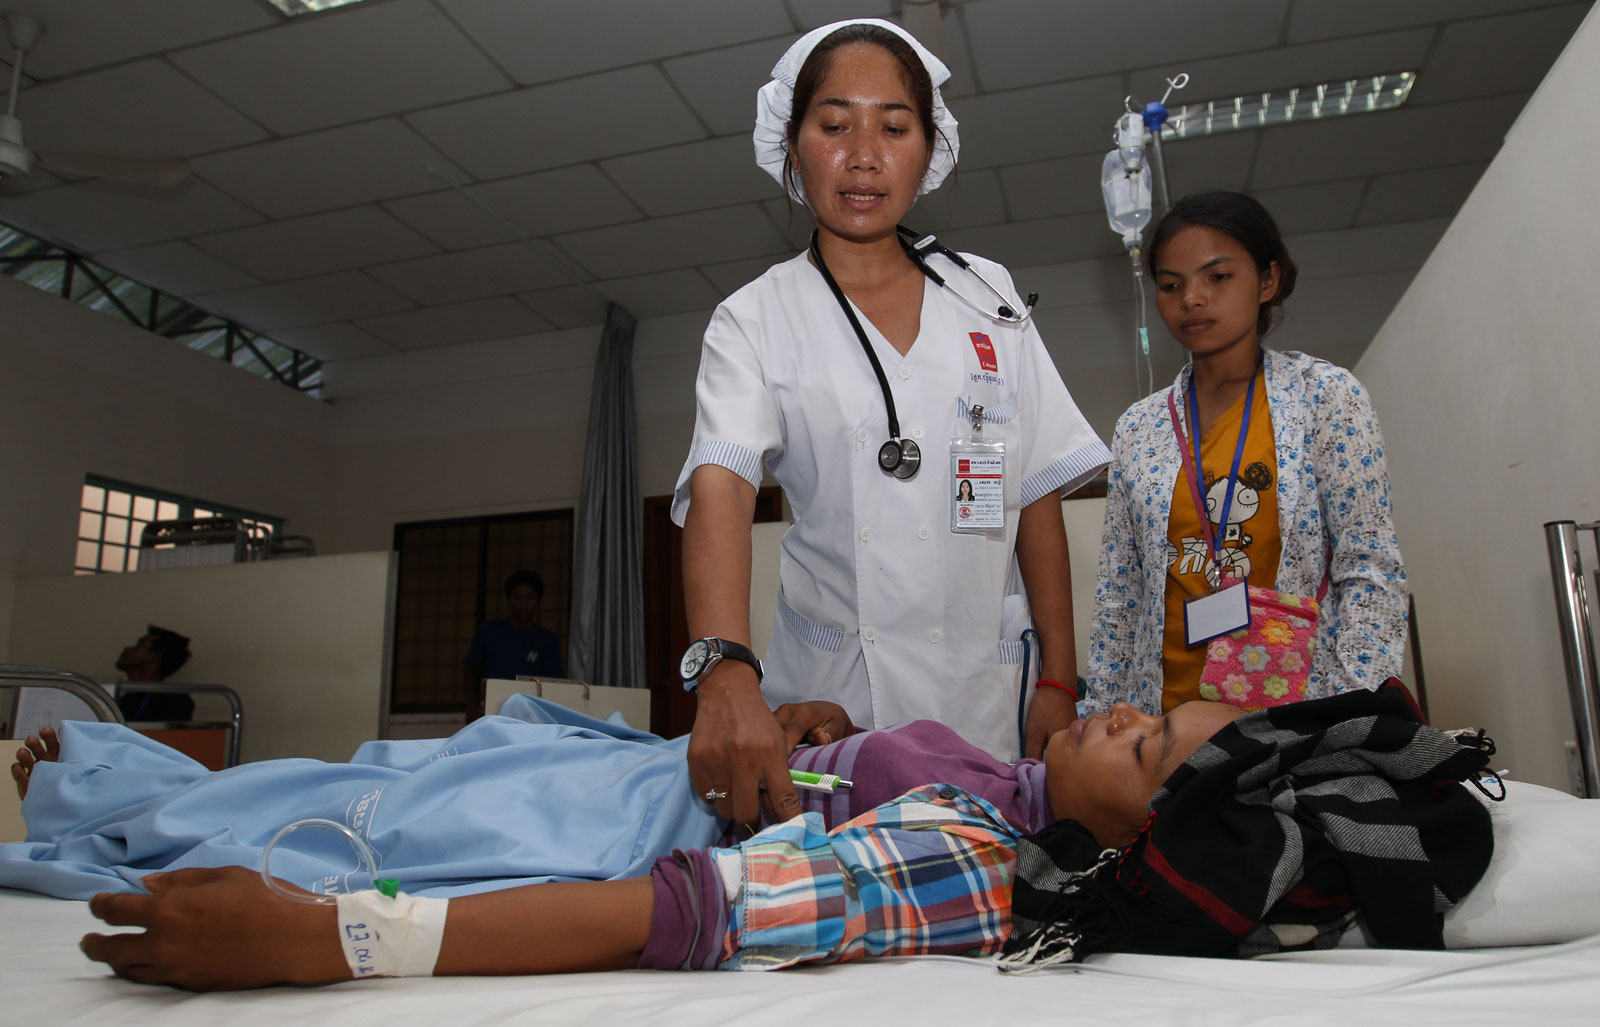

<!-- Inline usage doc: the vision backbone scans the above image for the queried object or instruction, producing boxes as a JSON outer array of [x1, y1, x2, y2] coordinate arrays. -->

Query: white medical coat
[[672, 250, 1109, 761]]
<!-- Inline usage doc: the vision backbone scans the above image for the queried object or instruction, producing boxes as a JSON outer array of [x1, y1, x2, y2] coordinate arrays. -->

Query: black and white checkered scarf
[[1000, 682, 1498, 968]]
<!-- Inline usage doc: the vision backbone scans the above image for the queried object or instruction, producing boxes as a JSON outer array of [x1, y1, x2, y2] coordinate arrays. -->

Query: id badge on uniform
[[951, 404, 1005, 533], [1183, 579, 1251, 647]]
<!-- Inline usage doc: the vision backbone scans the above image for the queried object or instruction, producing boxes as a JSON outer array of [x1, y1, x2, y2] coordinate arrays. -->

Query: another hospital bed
[[3, 777, 1597, 1024]]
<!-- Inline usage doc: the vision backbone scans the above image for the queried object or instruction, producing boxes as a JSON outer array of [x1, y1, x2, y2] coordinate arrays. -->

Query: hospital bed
[[2, 773, 1597, 1023]]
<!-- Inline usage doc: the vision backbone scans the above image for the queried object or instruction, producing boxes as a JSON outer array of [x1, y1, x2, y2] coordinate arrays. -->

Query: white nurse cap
[[752, 17, 960, 208]]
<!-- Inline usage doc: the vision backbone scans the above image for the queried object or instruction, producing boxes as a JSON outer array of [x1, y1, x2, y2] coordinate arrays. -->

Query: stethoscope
[[809, 227, 1040, 480]]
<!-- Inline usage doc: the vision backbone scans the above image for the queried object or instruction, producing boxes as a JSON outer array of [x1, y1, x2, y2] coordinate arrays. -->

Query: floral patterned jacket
[[1085, 348, 1407, 714]]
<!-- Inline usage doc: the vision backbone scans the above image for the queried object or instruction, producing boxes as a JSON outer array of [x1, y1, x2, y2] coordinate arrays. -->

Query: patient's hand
[[81, 866, 348, 991], [774, 701, 855, 752]]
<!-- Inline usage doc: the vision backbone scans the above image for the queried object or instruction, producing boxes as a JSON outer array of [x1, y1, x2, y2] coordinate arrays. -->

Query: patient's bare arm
[[81, 865, 653, 991]]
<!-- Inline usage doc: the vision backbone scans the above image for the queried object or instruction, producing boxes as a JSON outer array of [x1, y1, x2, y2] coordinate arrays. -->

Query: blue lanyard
[[1182, 355, 1260, 554]]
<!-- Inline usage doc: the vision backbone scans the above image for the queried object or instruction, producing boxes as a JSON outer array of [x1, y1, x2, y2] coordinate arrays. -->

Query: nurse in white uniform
[[675, 19, 1110, 824]]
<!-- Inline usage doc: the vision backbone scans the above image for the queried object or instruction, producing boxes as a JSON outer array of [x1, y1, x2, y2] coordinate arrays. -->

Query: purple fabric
[[638, 848, 729, 971], [786, 720, 1051, 834], [641, 719, 1054, 969]]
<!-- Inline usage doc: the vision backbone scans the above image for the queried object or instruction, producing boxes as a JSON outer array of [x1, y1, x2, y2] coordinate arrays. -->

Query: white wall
[[1355, 6, 1600, 791], [8, 553, 395, 763], [0, 276, 334, 659]]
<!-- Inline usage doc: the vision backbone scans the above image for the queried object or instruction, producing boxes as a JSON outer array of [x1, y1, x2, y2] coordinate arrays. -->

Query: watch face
[[680, 639, 711, 680]]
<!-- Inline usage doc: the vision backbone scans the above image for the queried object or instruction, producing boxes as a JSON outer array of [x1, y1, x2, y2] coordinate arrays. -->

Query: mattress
[[7, 887, 1598, 1027]]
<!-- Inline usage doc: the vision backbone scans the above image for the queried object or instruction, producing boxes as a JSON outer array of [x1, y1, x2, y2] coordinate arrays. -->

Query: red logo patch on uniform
[[969, 332, 998, 372]]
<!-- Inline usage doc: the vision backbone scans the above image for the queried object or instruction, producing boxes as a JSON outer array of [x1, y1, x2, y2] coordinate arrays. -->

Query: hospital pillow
[[1339, 779, 1600, 949]]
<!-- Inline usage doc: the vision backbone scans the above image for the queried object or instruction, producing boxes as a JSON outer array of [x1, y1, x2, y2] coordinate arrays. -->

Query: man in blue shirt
[[462, 570, 564, 720]]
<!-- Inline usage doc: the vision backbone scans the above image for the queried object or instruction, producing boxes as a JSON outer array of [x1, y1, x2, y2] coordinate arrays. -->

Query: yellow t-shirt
[[1160, 376, 1281, 711]]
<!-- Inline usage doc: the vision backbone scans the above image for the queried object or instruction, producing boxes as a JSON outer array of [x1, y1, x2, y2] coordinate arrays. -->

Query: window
[[390, 510, 574, 714], [0, 222, 322, 395], [76, 476, 282, 575]]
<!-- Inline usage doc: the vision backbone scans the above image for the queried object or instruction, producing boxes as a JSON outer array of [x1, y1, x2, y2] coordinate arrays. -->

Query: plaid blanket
[[1002, 682, 1497, 967], [719, 784, 1019, 969]]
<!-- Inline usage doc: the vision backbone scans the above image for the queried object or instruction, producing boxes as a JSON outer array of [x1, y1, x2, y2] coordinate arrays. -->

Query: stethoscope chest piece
[[879, 437, 921, 479]]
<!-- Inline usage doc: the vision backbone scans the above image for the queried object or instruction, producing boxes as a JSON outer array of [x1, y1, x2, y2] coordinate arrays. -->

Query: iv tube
[[259, 818, 382, 905], [1130, 248, 1154, 397]]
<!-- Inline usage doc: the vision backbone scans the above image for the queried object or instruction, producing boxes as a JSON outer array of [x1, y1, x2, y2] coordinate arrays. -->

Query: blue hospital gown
[[0, 696, 721, 900]]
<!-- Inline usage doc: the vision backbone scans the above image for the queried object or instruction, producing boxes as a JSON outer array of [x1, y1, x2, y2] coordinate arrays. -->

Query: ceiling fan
[[0, 11, 191, 187]]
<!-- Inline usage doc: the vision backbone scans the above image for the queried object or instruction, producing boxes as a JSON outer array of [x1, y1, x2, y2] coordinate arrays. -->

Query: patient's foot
[[11, 725, 60, 801]]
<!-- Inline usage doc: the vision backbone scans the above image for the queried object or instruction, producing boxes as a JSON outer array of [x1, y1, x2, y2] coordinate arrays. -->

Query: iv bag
[[1101, 148, 1152, 250]]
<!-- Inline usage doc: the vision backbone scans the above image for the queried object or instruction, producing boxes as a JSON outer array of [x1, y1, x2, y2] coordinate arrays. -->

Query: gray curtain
[[568, 303, 645, 687]]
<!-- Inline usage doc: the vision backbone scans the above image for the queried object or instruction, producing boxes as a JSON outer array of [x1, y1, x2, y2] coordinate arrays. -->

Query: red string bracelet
[[1034, 679, 1081, 701]]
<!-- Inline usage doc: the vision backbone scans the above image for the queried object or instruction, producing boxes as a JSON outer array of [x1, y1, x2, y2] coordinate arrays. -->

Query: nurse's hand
[[687, 664, 802, 826], [773, 700, 855, 751], [1024, 685, 1079, 760]]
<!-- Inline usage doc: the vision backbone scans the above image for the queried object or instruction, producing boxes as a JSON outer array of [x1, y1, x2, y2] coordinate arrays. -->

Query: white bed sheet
[[7, 888, 1599, 1027]]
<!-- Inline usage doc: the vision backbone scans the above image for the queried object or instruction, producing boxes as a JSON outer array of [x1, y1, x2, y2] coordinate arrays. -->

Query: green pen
[[789, 769, 853, 793]]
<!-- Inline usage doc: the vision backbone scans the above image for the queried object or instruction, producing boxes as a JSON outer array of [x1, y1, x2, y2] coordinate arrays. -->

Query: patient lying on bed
[[7, 683, 1495, 990]]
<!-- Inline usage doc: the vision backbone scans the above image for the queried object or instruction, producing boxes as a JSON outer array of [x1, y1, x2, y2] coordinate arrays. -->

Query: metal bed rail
[[1545, 520, 1600, 798], [0, 664, 124, 725], [112, 682, 244, 768]]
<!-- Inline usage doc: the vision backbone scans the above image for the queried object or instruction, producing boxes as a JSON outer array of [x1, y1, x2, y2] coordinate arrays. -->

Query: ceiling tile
[[1001, 152, 1111, 220], [600, 268, 724, 319], [517, 285, 610, 331], [192, 119, 468, 220], [407, 66, 707, 181], [171, 0, 510, 135], [1287, 0, 1563, 44], [663, 37, 791, 138], [554, 205, 789, 279], [193, 206, 439, 282], [907, 168, 1008, 231], [953, 75, 1127, 168], [439, 0, 793, 85], [199, 271, 413, 331], [1014, 255, 1137, 310], [699, 254, 789, 296], [1270, 270, 1414, 351], [760, 197, 815, 250], [384, 165, 643, 251], [941, 211, 1124, 269], [1410, 4, 1590, 105], [366, 240, 573, 306], [791, 0, 893, 28], [355, 296, 553, 351], [602, 136, 778, 217], [965, 0, 1287, 91], [19, 59, 269, 160], [0, 176, 261, 252], [1248, 178, 1367, 234], [1355, 162, 1488, 226], [1128, 28, 1435, 106], [1284, 219, 1451, 281], [94, 240, 259, 297], [271, 322, 397, 362], [15, 1, 276, 78], [1163, 132, 1261, 195], [1249, 94, 1529, 189]]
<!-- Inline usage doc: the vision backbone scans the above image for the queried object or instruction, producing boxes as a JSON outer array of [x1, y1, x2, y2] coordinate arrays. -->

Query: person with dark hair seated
[[461, 569, 564, 720], [6, 682, 1496, 990], [114, 625, 193, 723]]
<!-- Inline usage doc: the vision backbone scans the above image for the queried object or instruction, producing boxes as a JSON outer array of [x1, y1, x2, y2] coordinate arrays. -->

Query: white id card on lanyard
[[1167, 362, 1260, 647], [950, 403, 1005, 533]]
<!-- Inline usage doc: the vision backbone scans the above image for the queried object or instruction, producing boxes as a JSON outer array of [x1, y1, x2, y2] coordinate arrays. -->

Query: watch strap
[[682, 637, 763, 691]]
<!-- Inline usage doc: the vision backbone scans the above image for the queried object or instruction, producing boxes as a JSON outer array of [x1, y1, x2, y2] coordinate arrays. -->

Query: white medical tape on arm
[[334, 891, 449, 979]]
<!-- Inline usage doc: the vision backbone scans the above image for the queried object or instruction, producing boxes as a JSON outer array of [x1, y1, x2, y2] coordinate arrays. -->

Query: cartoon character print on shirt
[[1181, 461, 1275, 588]]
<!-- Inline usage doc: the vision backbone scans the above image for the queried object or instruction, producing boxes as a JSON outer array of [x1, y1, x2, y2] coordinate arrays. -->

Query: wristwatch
[[680, 637, 763, 692]]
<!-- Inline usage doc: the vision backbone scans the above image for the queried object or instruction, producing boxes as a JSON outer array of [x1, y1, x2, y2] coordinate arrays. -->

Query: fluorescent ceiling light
[[1162, 71, 1416, 139], [266, 0, 372, 16]]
